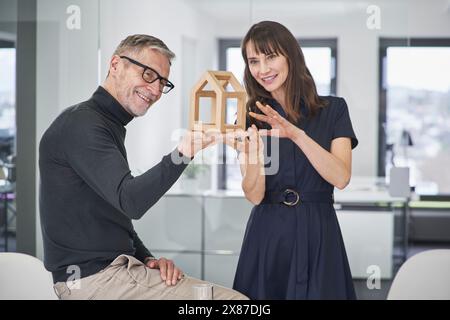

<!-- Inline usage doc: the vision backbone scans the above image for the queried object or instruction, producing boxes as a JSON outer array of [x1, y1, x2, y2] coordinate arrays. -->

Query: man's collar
[[91, 86, 134, 126]]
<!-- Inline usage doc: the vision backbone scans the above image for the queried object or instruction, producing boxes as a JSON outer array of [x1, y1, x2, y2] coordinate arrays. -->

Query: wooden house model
[[189, 71, 247, 133]]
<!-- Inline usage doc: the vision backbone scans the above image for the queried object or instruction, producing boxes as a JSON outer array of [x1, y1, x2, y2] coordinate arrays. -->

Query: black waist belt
[[262, 189, 334, 206]]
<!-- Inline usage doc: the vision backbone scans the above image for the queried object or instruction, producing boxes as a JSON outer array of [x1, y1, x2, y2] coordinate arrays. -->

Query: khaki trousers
[[54, 255, 248, 300]]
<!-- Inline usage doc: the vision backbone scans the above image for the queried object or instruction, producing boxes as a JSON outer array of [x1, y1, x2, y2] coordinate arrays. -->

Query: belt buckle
[[283, 189, 300, 206]]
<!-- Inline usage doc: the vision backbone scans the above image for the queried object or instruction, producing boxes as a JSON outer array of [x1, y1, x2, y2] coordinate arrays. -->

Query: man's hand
[[177, 129, 221, 159], [145, 257, 184, 286]]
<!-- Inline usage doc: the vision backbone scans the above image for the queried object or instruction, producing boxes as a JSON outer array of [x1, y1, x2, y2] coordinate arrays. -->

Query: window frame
[[0, 39, 16, 161], [378, 38, 450, 182], [0, 40, 15, 48]]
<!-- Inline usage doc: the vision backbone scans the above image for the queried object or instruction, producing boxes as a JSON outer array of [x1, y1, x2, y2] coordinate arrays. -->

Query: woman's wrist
[[243, 150, 264, 166], [290, 127, 305, 144]]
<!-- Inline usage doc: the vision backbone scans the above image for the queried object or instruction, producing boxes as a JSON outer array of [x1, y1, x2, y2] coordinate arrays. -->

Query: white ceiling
[[184, 0, 387, 22]]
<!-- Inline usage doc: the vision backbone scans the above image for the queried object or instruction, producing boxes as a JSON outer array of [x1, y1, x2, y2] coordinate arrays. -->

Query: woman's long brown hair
[[241, 21, 328, 128]]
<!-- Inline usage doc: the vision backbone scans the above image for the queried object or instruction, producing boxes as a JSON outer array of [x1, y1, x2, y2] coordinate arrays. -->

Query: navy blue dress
[[233, 96, 358, 300]]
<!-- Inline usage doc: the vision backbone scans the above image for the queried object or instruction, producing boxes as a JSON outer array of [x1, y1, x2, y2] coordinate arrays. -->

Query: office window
[[0, 41, 16, 161], [219, 39, 337, 190], [379, 39, 450, 195]]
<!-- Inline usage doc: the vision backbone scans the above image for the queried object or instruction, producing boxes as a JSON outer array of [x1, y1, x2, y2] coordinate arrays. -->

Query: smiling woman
[[226, 21, 358, 300], [221, 39, 337, 190], [241, 22, 328, 130], [246, 45, 289, 104]]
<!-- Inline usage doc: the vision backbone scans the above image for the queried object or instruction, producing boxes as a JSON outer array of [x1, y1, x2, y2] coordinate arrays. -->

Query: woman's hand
[[224, 125, 266, 205], [224, 125, 264, 164], [249, 101, 301, 140], [223, 129, 248, 153]]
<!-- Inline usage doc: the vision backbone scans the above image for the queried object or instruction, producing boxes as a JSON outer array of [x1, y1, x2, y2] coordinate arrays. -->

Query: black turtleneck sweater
[[39, 86, 190, 283]]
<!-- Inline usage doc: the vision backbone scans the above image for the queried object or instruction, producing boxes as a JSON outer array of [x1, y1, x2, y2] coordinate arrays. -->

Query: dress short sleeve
[[333, 98, 358, 149]]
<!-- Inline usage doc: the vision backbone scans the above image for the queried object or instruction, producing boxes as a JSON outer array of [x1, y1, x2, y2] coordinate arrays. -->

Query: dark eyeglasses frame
[[119, 55, 174, 94]]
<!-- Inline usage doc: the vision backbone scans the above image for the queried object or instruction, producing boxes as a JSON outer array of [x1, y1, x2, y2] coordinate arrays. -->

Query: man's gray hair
[[113, 34, 175, 64]]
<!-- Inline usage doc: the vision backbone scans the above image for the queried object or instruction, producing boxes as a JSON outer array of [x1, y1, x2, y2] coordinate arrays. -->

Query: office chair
[[387, 249, 450, 300], [0, 252, 57, 299]]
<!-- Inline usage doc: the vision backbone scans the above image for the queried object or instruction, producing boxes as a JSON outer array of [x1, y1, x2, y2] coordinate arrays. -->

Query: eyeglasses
[[119, 55, 175, 94]]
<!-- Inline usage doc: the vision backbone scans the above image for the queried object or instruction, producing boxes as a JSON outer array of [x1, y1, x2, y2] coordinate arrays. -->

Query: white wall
[[36, 0, 100, 258], [99, 0, 218, 174], [0, 0, 17, 38], [32, 0, 450, 256], [34, 0, 217, 257]]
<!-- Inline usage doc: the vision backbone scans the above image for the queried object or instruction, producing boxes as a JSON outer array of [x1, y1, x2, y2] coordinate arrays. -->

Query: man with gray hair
[[39, 34, 247, 300]]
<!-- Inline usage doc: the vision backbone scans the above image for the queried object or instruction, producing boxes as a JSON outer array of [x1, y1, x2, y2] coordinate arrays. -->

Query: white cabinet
[[204, 254, 240, 288], [336, 210, 394, 279], [133, 193, 252, 288], [204, 197, 253, 287], [133, 195, 203, 279], [134, 192, 397, 288]]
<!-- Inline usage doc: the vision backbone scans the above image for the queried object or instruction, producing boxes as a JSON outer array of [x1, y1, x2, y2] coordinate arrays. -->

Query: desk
[[133, 190, 252, 286], [134, 186, 407, 286]]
